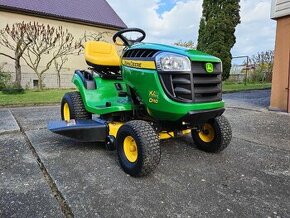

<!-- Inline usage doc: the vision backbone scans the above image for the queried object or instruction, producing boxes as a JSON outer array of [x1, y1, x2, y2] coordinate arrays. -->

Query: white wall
[[271, 0, 290, 19]]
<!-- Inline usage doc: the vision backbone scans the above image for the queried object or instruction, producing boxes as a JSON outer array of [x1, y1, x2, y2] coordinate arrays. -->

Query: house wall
[[271, 0, 290, 19], [270, 15, 290, 112], [0, 11, 120, 88]]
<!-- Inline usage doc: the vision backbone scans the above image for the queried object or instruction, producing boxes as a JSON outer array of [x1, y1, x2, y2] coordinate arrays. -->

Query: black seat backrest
[[75, 70, 96, 90]]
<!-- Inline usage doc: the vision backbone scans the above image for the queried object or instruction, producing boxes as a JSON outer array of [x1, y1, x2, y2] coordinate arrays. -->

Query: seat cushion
[[84, 41, 121, 67]]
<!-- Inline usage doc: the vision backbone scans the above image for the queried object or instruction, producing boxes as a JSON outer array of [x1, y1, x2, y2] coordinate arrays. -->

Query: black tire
[[191, 115, 232, 153], [116, 120, 161, 177], [61, 91, 92, 120]]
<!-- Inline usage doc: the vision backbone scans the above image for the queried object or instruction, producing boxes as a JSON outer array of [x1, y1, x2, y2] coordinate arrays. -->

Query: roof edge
[[0, 5, 127, 30]]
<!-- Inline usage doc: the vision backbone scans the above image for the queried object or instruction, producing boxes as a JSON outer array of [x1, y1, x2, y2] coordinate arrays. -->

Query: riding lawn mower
[[48, 28, 232, 177]]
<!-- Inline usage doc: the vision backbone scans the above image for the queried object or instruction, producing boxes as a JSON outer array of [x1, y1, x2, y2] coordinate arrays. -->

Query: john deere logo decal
[[205, 63, 214, 73]]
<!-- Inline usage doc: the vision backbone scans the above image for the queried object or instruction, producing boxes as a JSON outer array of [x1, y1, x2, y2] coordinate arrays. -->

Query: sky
[[107, 0, 276, 59]]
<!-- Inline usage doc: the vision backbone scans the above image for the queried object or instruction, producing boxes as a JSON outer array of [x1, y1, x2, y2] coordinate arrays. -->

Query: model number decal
[[149, 90, 159, 104]]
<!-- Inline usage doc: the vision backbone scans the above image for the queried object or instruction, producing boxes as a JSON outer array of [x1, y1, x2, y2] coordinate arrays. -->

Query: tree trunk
[[38, 74, 44, 90], [38, 75, 43, 90], [57, 72, 61, 88], [15, 58, 22, 88]]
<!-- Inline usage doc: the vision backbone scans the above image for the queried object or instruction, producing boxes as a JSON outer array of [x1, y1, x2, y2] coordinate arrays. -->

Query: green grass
[[222, 82, 271, 92], [0, 83, 272, 107], [0, 89, 75, 106]]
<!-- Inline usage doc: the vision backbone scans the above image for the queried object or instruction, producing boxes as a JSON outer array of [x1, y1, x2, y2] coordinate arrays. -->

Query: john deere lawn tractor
[[48, 28, 232, 177]]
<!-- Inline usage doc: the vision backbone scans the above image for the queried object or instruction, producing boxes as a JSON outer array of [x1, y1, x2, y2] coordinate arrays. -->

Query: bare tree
[[21, 22, 74, 89], [54, 56, 68, 88], [76, 31, 110, 51], [174, 40, 196, 49], [53, 31, 110, 88], [0, 22, 32, 87], [82, 31, 110, 43]]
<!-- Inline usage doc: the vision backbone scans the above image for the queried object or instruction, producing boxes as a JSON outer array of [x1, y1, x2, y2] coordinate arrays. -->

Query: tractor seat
[[84, 41, 121, 69]]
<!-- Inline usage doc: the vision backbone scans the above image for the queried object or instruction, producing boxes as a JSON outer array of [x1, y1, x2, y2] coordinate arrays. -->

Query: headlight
[[155, 52, 191, 71]]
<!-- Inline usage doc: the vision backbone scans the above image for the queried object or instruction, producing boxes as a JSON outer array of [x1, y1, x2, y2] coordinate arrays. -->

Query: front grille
[[158, 62, 222, 103]]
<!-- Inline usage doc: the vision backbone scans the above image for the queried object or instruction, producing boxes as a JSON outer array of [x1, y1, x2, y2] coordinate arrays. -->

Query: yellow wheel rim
[[123, 136, 138, 162], [63, 103, 70, 121], [198, 123, 215, 143]]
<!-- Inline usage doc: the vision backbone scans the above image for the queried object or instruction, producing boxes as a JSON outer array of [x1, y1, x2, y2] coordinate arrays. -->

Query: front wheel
[[191, 115, 232, 153], [116, 120, 161, 177]]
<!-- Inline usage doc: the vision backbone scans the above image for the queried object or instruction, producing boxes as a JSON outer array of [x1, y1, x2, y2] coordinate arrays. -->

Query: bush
[[0, 71, 11, 90], [247, 65, 269, 83], [2, 87, 25, 94], [250, 71, 266, 83], [2, 82, 25, 94]]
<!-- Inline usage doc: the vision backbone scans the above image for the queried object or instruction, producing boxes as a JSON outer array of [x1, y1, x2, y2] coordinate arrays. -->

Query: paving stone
[[0, 132, 62, 217], [0, 109, 20, 134]]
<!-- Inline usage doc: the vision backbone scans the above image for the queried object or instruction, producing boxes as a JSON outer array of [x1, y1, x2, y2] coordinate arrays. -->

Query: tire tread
[[192, 115, 232, 153], [62, 91, 92, 120], [117, 120, 161, 176]]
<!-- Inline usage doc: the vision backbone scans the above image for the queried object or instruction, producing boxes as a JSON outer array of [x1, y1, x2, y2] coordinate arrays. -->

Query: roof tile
[[0, 0, 127, 29]]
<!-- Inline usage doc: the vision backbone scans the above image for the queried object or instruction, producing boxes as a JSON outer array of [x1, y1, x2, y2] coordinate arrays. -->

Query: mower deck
[[48, 119, 107, 142]]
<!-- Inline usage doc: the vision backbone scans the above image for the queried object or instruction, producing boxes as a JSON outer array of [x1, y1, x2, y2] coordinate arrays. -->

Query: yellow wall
[[0, 11, 119, 88]]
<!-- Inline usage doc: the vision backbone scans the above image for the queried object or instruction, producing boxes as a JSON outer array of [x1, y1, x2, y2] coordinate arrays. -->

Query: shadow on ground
[[1, 90, 290, 217]]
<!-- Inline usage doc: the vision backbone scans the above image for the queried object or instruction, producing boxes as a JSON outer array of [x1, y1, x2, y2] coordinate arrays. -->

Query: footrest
[[48, 119, 108, 142]]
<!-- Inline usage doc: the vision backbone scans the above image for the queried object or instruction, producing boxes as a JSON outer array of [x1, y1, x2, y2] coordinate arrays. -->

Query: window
[[33, 80, 38, 88]]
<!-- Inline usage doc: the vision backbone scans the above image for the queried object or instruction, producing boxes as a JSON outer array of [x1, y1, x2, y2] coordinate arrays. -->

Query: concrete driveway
[[1, 89, 290, 217]]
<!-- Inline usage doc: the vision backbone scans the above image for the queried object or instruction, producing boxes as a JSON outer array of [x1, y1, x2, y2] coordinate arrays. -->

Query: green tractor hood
[[128, 42, 221, 63]]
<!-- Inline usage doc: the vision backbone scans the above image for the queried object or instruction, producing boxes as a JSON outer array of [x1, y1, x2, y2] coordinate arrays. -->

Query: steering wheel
[[113, 28, 146, 46]]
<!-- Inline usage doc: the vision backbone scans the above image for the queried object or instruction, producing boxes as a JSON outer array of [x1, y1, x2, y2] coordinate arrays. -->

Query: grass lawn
[[0, 83, 271, 107], [222, 82, 271, 92], [0, 89, 75, 106]]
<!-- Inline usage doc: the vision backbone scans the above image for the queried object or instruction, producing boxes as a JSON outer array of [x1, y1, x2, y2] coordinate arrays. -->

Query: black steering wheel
[[113, 28, 146, 46]]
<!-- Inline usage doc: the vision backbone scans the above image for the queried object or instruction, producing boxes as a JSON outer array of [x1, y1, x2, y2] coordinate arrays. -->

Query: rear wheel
[[116, 120, 161, 176], [61, 91, 92, 121], [191, 115, 232, 153]]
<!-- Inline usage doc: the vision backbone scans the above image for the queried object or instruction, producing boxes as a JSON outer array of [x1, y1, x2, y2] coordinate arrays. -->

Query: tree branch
[[0, 52, 16, 60]]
